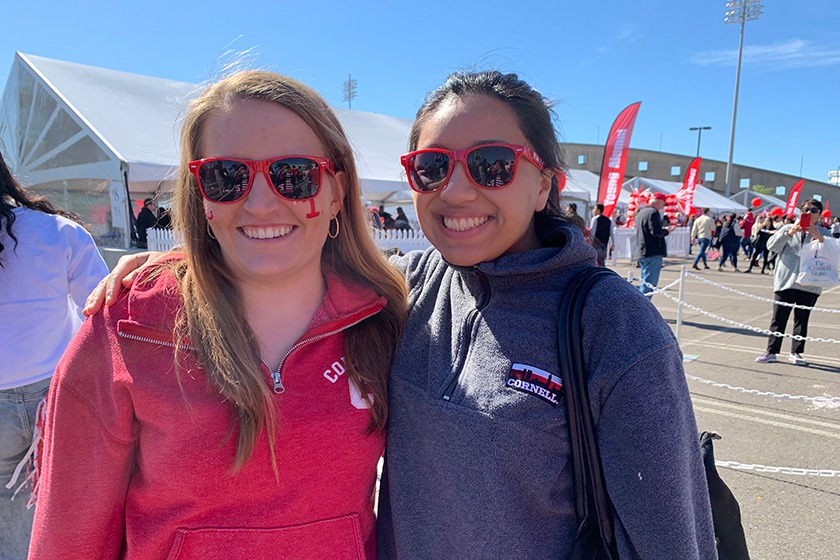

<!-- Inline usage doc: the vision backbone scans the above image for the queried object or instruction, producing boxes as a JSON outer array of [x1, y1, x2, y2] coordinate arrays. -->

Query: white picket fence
[[147, 227, 433, 254], [149, 226, 690, 261]]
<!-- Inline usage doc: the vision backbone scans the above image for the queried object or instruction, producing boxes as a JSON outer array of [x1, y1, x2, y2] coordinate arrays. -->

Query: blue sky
[[2, 0, 838, 184]]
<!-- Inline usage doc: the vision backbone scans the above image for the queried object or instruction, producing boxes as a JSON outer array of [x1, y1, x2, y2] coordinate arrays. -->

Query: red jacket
[[30, 263, 386, 560]]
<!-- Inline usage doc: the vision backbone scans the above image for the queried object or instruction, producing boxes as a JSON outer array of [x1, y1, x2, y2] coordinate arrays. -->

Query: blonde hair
[[170, 71, 407, 472]]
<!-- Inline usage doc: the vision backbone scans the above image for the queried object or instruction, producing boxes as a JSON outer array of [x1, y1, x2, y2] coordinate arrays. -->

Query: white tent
[[728, 189, 786, 213], [624, 177, 748, 214], [0, 53, 413, 248]]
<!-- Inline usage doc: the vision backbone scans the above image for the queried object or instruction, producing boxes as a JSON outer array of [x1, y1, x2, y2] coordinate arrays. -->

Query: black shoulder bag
[[558, 266, 750, 560], [558, 266, 620, 560]]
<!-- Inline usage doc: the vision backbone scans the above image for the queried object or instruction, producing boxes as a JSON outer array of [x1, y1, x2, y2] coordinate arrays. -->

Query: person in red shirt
[[739, 209, 756, 258], [29, 71, 407, 560]]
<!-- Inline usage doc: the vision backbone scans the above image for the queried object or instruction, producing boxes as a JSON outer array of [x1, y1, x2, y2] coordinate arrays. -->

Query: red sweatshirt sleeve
[[29, 305, 138, 559]]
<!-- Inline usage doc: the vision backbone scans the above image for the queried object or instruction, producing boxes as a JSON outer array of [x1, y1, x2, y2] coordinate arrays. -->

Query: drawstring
[[5, 395, 48, 509]]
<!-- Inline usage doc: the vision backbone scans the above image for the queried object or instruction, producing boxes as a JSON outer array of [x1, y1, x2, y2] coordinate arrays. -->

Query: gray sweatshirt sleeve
[[597, 344, 718, 559], [581, 277, 717, 559]]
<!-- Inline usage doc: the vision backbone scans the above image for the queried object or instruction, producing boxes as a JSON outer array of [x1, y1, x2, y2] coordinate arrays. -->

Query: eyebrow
[[421, 139, 512, 150]]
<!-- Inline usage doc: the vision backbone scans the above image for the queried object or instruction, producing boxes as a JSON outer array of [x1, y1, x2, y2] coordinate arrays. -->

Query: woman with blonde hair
[[30, 71, 407, 559]]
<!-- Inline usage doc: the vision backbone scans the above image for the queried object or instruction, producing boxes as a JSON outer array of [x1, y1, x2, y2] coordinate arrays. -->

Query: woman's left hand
[[808, 225, 825, 242]]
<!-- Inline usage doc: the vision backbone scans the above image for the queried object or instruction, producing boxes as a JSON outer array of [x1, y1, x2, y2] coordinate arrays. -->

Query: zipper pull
[[272, 370, 285, 394]]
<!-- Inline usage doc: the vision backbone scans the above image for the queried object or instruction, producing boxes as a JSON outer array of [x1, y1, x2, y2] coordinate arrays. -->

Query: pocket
[[165, 513, 366, 560]]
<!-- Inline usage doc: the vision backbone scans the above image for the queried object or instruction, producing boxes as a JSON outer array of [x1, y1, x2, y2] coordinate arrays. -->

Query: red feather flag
[[597, 102, 642, 218], [784, 179, 805, 218], [677, 157, 702, 215]]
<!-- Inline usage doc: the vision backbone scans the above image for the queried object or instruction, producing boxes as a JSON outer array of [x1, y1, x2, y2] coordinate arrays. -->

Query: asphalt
[[608, 253, 840, 560]]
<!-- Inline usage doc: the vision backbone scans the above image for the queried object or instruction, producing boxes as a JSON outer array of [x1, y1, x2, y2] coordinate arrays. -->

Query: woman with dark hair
[[755, 198, 830, 366], [0, 151, 107, 557], [379, 71, 715, 559]]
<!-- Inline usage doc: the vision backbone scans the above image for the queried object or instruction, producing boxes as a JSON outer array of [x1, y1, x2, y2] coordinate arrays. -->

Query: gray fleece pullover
[[377, 218, 717, 559]]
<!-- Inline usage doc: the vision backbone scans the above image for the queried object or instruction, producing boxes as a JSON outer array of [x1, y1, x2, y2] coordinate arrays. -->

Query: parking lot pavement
[[610, 255, 840, 560]]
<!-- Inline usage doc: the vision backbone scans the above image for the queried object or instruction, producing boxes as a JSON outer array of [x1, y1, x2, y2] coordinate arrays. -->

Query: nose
[[242, 170, 282, 214], [438, 160, 478, 204]]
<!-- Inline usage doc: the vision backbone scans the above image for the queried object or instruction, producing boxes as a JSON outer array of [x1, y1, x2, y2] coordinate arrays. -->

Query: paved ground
[[610, 254, 840, 560]]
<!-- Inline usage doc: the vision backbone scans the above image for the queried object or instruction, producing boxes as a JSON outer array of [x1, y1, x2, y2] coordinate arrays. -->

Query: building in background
[[564, 142, 839, 210]]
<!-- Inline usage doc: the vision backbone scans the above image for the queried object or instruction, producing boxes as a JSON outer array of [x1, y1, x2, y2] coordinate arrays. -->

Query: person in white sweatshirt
[[0, 150, 108, 557]]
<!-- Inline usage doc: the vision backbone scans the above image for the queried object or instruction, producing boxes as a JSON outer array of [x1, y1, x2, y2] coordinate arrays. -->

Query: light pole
[[689, 126, 711, 158], [343, 74, 358, 109], [723, 0, 763, 197]]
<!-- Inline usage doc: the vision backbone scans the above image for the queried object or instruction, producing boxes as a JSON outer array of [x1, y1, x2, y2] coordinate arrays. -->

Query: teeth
[[442, 216, 489, 232], [241, 226, 294, 239]]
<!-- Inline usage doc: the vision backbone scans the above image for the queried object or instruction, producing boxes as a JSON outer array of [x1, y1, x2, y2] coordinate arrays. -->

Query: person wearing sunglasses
[[29, 71, 407, 559], [378, 71, 715, 559], [83, 71, 716, 559], [755, 198, 829, 366]]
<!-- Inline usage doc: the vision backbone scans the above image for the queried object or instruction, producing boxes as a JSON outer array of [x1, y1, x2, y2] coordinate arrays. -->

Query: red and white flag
[[677, 157, 702, 215], [784, 179, 805, 217], [597, 102, 642, 218]]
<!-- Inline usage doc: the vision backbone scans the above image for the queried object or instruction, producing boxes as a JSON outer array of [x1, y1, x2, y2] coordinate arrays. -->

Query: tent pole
[[122, 162, 136, 249]]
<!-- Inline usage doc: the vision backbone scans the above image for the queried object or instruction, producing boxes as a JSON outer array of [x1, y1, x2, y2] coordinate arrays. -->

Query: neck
[[237, 268, 328, 371]]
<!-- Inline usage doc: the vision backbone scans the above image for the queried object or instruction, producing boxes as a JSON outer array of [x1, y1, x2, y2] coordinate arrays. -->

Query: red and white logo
[[505, 363, 563, 406], [323, 356, 372, 409]]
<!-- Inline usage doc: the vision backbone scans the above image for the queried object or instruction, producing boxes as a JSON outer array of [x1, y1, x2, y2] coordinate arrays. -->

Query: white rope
[[631, 276, 840, 344], [685, 272, 840, 314], [715, 460, 840, 478], [686, 374, 840, 404]]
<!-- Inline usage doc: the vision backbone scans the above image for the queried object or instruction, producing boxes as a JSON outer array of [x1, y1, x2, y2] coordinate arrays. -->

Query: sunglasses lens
[[408, 152, 450, 192], [198, 160, 251, 202], [268, 157, 321, 200], [466, 145, 516, 188]]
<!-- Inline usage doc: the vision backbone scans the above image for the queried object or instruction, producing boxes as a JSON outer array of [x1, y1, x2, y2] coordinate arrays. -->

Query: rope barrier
[[630, 275, 840, 344], [715, 461, 840, 478], [685, 272, 840, 314], [628, 269, 840, 480], [685, 374, 840, 404]]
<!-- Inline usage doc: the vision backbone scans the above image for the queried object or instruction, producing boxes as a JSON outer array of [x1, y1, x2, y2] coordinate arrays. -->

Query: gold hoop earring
[[328, 216, 340, 239], [207, 222, 217, 240]]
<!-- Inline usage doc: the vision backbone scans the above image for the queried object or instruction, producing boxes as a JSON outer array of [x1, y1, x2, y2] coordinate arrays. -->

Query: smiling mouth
[[241, 225, 295, 239], [442, 216, 490, 232]]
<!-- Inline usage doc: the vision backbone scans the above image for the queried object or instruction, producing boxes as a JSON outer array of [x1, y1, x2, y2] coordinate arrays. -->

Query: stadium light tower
[[343, 74, 358, 109], [689, 126, 712, 158], [723, 0, 763, 197]]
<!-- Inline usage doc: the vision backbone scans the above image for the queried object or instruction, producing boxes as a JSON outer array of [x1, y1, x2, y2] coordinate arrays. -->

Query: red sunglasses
[[400, 143, 545, 193], [188, 156, 335, 204]]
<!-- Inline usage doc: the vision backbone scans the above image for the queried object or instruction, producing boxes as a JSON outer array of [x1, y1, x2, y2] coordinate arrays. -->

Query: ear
[[534, 169, 554, 213], [330, 171, 347, 217]]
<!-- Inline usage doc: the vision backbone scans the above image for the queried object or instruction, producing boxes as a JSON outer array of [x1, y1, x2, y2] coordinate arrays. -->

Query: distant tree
[[752, 184, 774, 195]]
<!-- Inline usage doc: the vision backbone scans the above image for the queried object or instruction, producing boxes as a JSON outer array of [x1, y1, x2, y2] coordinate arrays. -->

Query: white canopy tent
[[623, 177, 748, 214], [0, 53, 414, 248], [728, 189, 786, 213]]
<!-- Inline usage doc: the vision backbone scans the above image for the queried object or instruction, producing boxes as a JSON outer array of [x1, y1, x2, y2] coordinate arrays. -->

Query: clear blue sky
[[2, 0, 838, 184]]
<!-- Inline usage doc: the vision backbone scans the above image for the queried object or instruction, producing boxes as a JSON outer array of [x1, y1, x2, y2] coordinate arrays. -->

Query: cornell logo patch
[[505, 363, 563, 406]]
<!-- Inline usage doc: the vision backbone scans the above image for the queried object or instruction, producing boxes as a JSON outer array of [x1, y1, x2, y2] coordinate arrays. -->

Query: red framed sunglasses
[[188, 156, 335, 204], [400, 143, 545, 193]]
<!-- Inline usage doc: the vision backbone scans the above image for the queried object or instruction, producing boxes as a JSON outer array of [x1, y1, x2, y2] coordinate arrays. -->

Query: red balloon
[[823, 210, 832, 218], [770, 207, 784, 217], [751, 197, 762, 208]]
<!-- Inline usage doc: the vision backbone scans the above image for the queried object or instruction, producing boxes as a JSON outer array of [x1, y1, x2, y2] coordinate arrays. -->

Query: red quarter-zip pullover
[[30, 260, 386, 560]]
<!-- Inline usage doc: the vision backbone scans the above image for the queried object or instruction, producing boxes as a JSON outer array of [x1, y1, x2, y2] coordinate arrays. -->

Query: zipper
[[442, 269, 491, 401], [117, 330, 196, 351], [119, 302, 380, 396], [266, 311, 377, 395]]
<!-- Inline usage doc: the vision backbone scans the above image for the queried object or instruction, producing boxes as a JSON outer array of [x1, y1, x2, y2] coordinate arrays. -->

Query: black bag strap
[[558, 266, 619, 559]]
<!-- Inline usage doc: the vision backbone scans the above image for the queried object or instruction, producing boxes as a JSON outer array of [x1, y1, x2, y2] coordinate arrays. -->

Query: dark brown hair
[[408, 71, 566, 217]]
